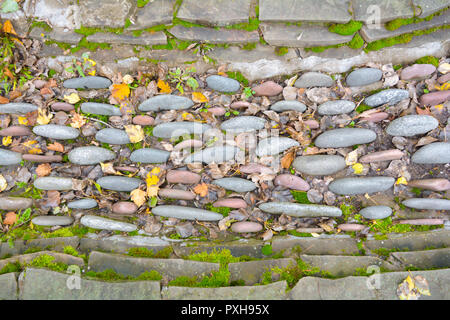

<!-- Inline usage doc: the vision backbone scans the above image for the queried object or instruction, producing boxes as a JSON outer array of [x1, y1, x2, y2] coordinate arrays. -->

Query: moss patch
[[385, 7, 449, 31], [328, 20, 363, 35], [291, 190, 312, 204], [415, 55, 439, 67]]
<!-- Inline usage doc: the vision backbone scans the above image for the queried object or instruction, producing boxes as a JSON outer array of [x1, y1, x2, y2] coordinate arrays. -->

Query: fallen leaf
[[352, 163, 364, 174], [147, 185, 159, 198], [9, 90, 21, 100], [17, 116, 28, 125], [416, 136, 438, 147], [36, 108, 53, 125], [261, 229, 274, 241], [123, 74, 134, 84], [111, 83, 130, 101], [416, 106, 433, 116], [130, 188, 147, 207], [124, 125, 144, 143], [157, 79, 172, 94], [3, 212, 16, 225], [0, 174, 7, 192], [47, 142, 64, 153], [2, 20, 16, 35], [36, 163, 52, 177], [70, 112, 86, 129], [192, 92, 208, 103], [193, 183, 208, 197], [43, 190, 60, 208], [3, 67, 14, 79], [64, 92, 80, 104], [22, 140, 42, 154], [345, 150, 359, 165], [40, 87, 53, 96], [397, 274, 430, 300], [100, 162, 117, 175], [218, 216, 236, 231], [146, 169, 160, 198], [281, 150, 295, 169], [2, 136, 12, 146], [318, 223, 333, 232], [0, 96, 9, 104], [396, 176, 408, 185]]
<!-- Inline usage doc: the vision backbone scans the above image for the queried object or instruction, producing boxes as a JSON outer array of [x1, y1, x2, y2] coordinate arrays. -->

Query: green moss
[[371, 247, 406, 257], [30, 20, 52, 32], [275, 46, 289, 56], [0, 262, 21, 275], [260, 259, 322, 288], [204, 203, 231, 217], [137, 0, 150, 8], [415, 55, 439, 67], [370, 216, 443, 234], [85, 268, 163, 282], [154, 246, 173, 258], [291, 190, 312, 204], [71, 37, 112, 53], [23, 246, 43, 254], [226, 71, 249, 86], [385, 7, 449, 31], [328, 20, 363, 35], [135, 270, 163, 281], [287, 230, 313, 237], [393, 64, 403, 71], [27, 254, 68, 272], [127, 246, 173, 259], [347, 33, 364, 49], [242, 42, 257, 51], [186, 249, 241, 264], [172, 18, 206, 29], [63, 246, 87, 262], [224, 17, 260, 32], [261, 244, 273, 256], [355, 103, 373, 113], [340, 203, 357, 221]]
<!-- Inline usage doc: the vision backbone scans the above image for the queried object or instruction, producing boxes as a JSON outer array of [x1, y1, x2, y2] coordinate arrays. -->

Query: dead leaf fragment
[[47, 142, 64, 153], [124, 125, 145, 143], [36, 163, 52, 177], [111, 83, 130, 101], [192, 92, 208, 103], [193, 183, 208, 197], [36, 108, 53, 125], [157, 79, 172, 94], [0, 174, 7, 192], [3, 212, 17, 225], [130, 188, 147, 207], [281, 150, 295, 169], [70, 112, 86, 129]]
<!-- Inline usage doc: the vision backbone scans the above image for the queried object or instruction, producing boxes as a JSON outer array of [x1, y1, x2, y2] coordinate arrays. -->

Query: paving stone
[[402, 198, 450, 210], [220, 116, 266, 133], [80, 215, 137, 232], [328, 177, 395, 195], [0, 103, 38, 114], [25, 0, 81, 30], [0, 273, 17, 300], [184, 145, 238, 164], [353, 0, 415, 23], [88, 251, 219, 280], [79, 236, 170, 255], [270, 100, 306, 113], [96, 176, 142, 192], [31, 216, 74, 227], [29, 27, 83, 44], [79, 0, 132, 28], [0, 148, 22, 165], [130, 148, 170, 163], [19, 268, 160, 300], [294, 72, 334, 88], [63, 76, 112, 89], [0, 197, 33, 211], [315, 128, 377, 148], [256, 137, 299, 157], [138, 95, 194, 112], [153, 122, 212, 139], [152, 205, 223, 221], [229, 258, 296, 285], [169, 25, 259, 44], [67, 198, 98, 209], [411, 142, 450, 164], [260, 0, 351, 23], [34, 177, 73, 190], [260, 23, 354, 47], [414, 0, 450, 17], [212, 177, 257, 193], [272, 236, 360, 255], [318, 100, 356, 115], [68, 146, 116, 165], [81, 102, 121, 116], [128, 0, 174, 30], [87, 32, 167, 45], [206, 75, 240, 93], [162, 280, 287, 300], [359, 206, 393, 220], [388, 248, 450, 269], [346, 68, 383, 87], [386, 115, 439, 136], [174, 239, 265, 258], [365, 89, 410, 107], [0, 251, 84, 271], [0, 237, 80, 258], [292, 155, 347, 176], [365, 230, 450, 251], [95, 128, 130, 145], [32, 124, 80, 140], [176, 0, 251, 27], [259, 202, 342, 218]]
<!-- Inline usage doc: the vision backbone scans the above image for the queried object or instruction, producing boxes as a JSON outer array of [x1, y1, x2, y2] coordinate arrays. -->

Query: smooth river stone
[[132, 115, 154, 126], [359, 206, 392, 220], [360, 112, 389, 122], [314, 128, 376, 148], [23, 154, 63, 163], [112, 202, 138, 214], [63, 76, 112, 89], [130, 148, 170, 163], [206, 75, 240, 93], [68, 146, 116, 165], [0, 197, 33, 210], [220, 116, 266, 133], [256, 137, 300, 157], [152, 205, 223, 221], [400, 64, 436, 80], [213, 198, 247, 209], [96, 176, 142, 192], [32, 124, 80, 140], [293, 155, 346, 176], [31, 216, 74, 227], [419, 90, 450, 106], [166, 170, 201, 184], [67, 199, 98, 209], [95, 128, 130, 145], [407, 179, 450, 192], [252, 81, 283, 96], [174, 139, 203, 151], [259, 202, 342, 217], [294, 72, 334, 88], [158, 188, 196, 200], [152, 122, 212, 139], [359, 149, 403, 163], [386, 115, 438, 137], [231, 221, 263, 233], [303, 119, 320, 129], [365, 89, 409, 107], [346, 68, 382, 87], [402, 198, 450, 210], [80, 215, 137, 232], [239, 163, 271, 174], [317, 100, 355, 115], [51, 102, 74, 112], [0, 148, 22, 165], [328, 177, 395, 195], [274, 174, 310, 191], [81, 102, 121, 116], [0, 126, 31, 136], [34, 177, 73, 190], [184, 145, 237, 164], [212, 177, 257, 192], [411, 142, 450, 164], [270, 100, 306, 113], [398, 219, 444, 226], [0, 103, 38, 114], [337, 224, 365, 232], [138, 95, 194, 112]]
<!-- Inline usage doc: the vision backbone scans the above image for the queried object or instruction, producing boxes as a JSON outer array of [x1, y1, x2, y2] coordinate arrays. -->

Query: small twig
[[86, 116, 113, 128]]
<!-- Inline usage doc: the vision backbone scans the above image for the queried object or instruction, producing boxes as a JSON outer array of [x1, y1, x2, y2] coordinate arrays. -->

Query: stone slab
[[169, 25, 259, 44], [162, 280, 287, 300], [413, 0, 450, 17], [19, 268, 161, 300], [229, 258, 296, 285], [272, 236, 360, 255], [79, 0, 132, 28], [79, 236, 170, 254], [29, 27, 83, 44], [23, 0, 81, 30], [86, 31, 167, 45], [0, 251, 84, 270], [173, 240, 265, 259], [353, 0, 415, 23], [0, 237, 80, 258], [0, 273, 17, 300], [129, 0, 175, 30], [388, 248, 450, 269]]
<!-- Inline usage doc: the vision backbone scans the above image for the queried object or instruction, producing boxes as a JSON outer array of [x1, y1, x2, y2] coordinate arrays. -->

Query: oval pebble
[[212, 177, 257, 192], [184, 145, 237, 164], [31, 216, 74, 226], [153, 122, 212, 139], [206, 75, 240, 93], [402, 198, 450, 210], [152, 205, 222, 221], [80, 215, 137, 232], [419, 90, 450, 106], [359, 149, 403, 163], [112, 201, 138, 214], [0, 103, 38, 114], [174, 139, 203, 151], [365, 89, 409, 107], [259, 202, 342, 217], [0, 126, 31, 136], [293, 155, 346, 176], [386, 115, 438, 137], [318, 100, 355, 115], [81, 102, 121, 116], [68, 146, 116, 165], [360, 112, 389, 122], [315, 128, 376, 148], [33, 124, 80, 140], [51, 102, 74, 112], [294, 72, 334, 88], [138, 95, 194, 112], [0, 148, 22, 165], [411, 142, 450, 164], [328, 177, 395, 195], [63, 76, 111, 89], [132, 115, 154, 126], [231, 221, 263, 233], [303, 119, 320, 129], [338, 223, 365, 232], [239, 163, 271, 174], [256, 137, 299, 157], [130, 148, 170, 163], [95, 128, 130, 145], [220, 116, 266, 133], [398, 219, 444, 225], [270, 100, 306, 113], [346, 68, 382, 87], [213, 198, 247, 209], [252, 81, 283, 96], [274, 174, 310, 191], [158, 188, 196, 200], [208, 107, 226, 116], [23, 154, 62, 163], [400, 64, 436, 80], [96, 176, 142, 192], [359, 206, 392, 220], [34, 177, 73, 190], [407, 179, 450, 192], [0, 197, 33, 210], [166, 170, 201, 184], [67, 198, 98, 209]]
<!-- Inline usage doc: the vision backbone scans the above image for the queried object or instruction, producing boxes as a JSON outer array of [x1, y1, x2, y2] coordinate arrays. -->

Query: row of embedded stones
[[1, 67, 449, 232]]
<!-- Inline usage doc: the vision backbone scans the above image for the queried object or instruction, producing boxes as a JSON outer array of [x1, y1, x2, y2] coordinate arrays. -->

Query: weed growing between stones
[[84, 268, 162, 281], [63, 245, 87, 262], [127, 246, 173, 259], [371, 247, 406, 257], [0, 262, 21, 275], [27, 254, 68, 272], [415, 56, 440, 67]]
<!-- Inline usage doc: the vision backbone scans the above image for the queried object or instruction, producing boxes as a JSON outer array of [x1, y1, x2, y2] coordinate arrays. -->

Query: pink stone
[[303, 119, 319, 129], [400, 64, 436, 80], [51, 102, 75, 112], [420, 90, 450, 106], [231, 221, 263, 233], [282, 86, 297, 100], [22, 154, 63, 162], [34, 80, 47, 89], [360, 112, 389, 122], [274, 174, 310, 191], [112, 201, 138, 214], [239, 163, 271, 174], [132, 115, 154, 126], [0, 126, 31, 136], [114, 166, 139, 173], [166, 170, 201, 184], [407, 179, 450, 192], [158, 188, 196, 200], [296, 227, 323, 233], [437, 73, 450, 84], [338, 223, 366, 232], [208, 107, 226, 116], [360, 149, 404, 163], [230, 101, 250, 109], [398, 219, 444, 225], [173, 139, 203, 151], [252, 81, 283, 97], [213, 198, 247, 209]]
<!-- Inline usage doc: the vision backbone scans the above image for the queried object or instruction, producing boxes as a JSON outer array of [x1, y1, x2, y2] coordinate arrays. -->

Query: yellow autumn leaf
[[352, 163, 364, 174], [147, 185, 159, 198], [192, 92, 208, 103], [405, 275, 415, 291], [435, 83, 450, 91], [181, 112, 194, 121], [157, 79, 172, 94], [146, 173, 159, 186], [111, 83, 130, 101], [18, 116, 29, 125], [396, 176, 408, 185], [150, 167, 160, 175], [0, 174, 7, 192], [37, 108, 53, 125], [130, 188, 147, 207], [64, 92, 80, 104], [2, 136, 12, 146], [2, 20, 16, 35], [88, 70, 96, 76], [124, 125, 145, 143], [70, 112, 86, 129]]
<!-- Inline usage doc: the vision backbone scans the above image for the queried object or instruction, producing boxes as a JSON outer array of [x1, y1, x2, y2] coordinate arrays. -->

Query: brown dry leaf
[[130, 188, 147, 207], [285, 126, 310, 146], [3, 68, 14, 80], [416, 136, 438, 147], [192, 92, 208, 103], [9, 90, 21, 100], [25, 110, 38, 126], [100, 162, 117, 175], [261, 229, 274, 241], [124, 125, 145, 143], [40, 87, 53, 96], [36, 108, 53, 125], [147, 185, 159, 198], [0, 174, 7, 192], [416, 106, 433, 116], [111, 83, 130, 101], [157, 79, 172, 94], [2, 20, 16, 35], [281, 150, 295, 169], [47, 142, 64, 153], [43, 190, 60, 208], [22, 140, 42, 154], [0, 96, 9, 104], [318, 223, 333, 232], [36, 163, 52, 177], [70, 112, 86, 129], [193, 183, 208, 197], [3, 212, 17, 225]]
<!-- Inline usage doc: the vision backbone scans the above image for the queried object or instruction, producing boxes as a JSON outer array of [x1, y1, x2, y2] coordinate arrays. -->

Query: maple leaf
[[64, 92, 80, 104], [130, 188, 147, 207], [124, 125, 144, 143], [0, 174, 7, 192], [157, 79, 172, 94], [2, 20, 16, 35], [3, 212, 17, 225], [70, 112, 86, 129], [37, 108, 53, 125], [2, 136, 12, 146], [47, 142, 64, 153], [111, 83, 130, 101], [36, 163, 52, 177], [193, 183, 208, 197], [192, 92, 208, 103]]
